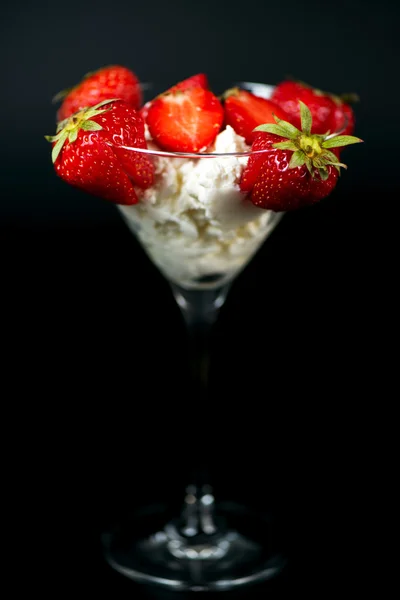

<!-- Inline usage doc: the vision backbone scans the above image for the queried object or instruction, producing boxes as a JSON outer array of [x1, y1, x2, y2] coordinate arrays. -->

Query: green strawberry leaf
[[85, 108, 109, 119], [68, 128, 79, 143], [221, 87, 240, 100], [318, 167, 329, 181], [314, 133, 327, 143], [272, 141, 298, 151], [272, 114, 301, 138], [327, 160, 347, 169], [81, 120, 103, 131], [289, 150, 306, 169], [56, 118, 69, 132], [45, 130, 64, 143], [322, 149, 342, 164], [299, 101, 312, 136], [321, 149, 347, 170], [51, 131, 69, 163], [89, 98, 120, 111], [322, 135, 363, 149], [52, 87, 73, 104], [340, 92, 360, 104], [304, 156, 313, 174], [254, 123, 297, 139]]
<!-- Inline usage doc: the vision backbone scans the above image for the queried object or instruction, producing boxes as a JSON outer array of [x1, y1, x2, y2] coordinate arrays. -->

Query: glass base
[[102, 500, 286, 591]]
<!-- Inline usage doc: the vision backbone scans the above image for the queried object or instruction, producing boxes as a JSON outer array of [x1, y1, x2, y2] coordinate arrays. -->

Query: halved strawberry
[[146, 86, 224, 152], [172, 73, 209, 92], [140, 74, 209, 126], [223, 88, 289, 144], [46, 100, 154, 205]]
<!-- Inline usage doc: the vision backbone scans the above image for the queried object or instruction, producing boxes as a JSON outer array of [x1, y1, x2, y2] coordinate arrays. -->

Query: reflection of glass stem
[[181, 484, 217, 537], [165, 484, 230, 560]]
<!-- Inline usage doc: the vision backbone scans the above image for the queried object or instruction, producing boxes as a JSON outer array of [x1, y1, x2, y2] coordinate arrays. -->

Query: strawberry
[[223, 88, 289, 144], [140, 74, 208, 125], [271, 80, 357, 136], [172, 73, 209, 92], [146, 86, 224, 152], [240, 101, 362, 211], [271, 81, 335, 134], [45, 99, 154, 205], [55, 65, 143, 122]]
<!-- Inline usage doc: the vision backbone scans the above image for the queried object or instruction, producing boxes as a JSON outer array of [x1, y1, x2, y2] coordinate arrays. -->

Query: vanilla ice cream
[[119, 124, 282, 289]]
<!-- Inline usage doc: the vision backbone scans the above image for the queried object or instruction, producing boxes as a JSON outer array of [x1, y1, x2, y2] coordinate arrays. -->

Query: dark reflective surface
[[2, 190, 383, 596]]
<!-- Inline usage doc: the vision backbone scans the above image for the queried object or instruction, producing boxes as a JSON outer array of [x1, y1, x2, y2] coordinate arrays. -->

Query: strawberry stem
[[253, 100, 363, 177], [45, 98, 119, 163], [52, 87, 74, 104], [219, 87, 241, 101]]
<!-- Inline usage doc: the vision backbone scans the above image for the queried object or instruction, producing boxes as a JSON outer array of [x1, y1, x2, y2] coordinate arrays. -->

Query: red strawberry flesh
[[173, 73, 209, 92], [146, 87, 224, 152], [140, 75, 209, 126]]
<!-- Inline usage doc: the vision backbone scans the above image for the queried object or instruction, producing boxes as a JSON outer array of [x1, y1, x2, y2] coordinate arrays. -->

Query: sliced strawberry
[[173, 73, 209, 92], [223, 88, 290, 144], [140, 75, 209, 126], [146, 87, 224, 152]]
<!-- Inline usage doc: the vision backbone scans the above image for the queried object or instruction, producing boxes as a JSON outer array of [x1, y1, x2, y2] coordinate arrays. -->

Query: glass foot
[[102, 489, 286, 591]]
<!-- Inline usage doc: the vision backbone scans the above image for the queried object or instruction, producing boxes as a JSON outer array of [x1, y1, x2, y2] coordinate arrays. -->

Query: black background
[[1, 0, 396, 596]]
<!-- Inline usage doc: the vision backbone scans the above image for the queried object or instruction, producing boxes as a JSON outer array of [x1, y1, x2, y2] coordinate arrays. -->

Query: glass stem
[[170, 283, 232, 541]]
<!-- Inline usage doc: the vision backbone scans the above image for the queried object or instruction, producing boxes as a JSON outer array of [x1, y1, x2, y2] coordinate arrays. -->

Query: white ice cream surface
[[119, 125, 281, 288]]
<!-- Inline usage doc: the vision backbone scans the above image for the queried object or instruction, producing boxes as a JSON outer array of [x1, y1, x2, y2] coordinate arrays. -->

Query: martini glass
[[101, 82, 304, 591]]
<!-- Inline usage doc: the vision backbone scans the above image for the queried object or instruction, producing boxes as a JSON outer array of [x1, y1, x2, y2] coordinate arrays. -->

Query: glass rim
[[113, 80, 347, 159], [107, 143, 274, 159], [110, 125, 347, 159]]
